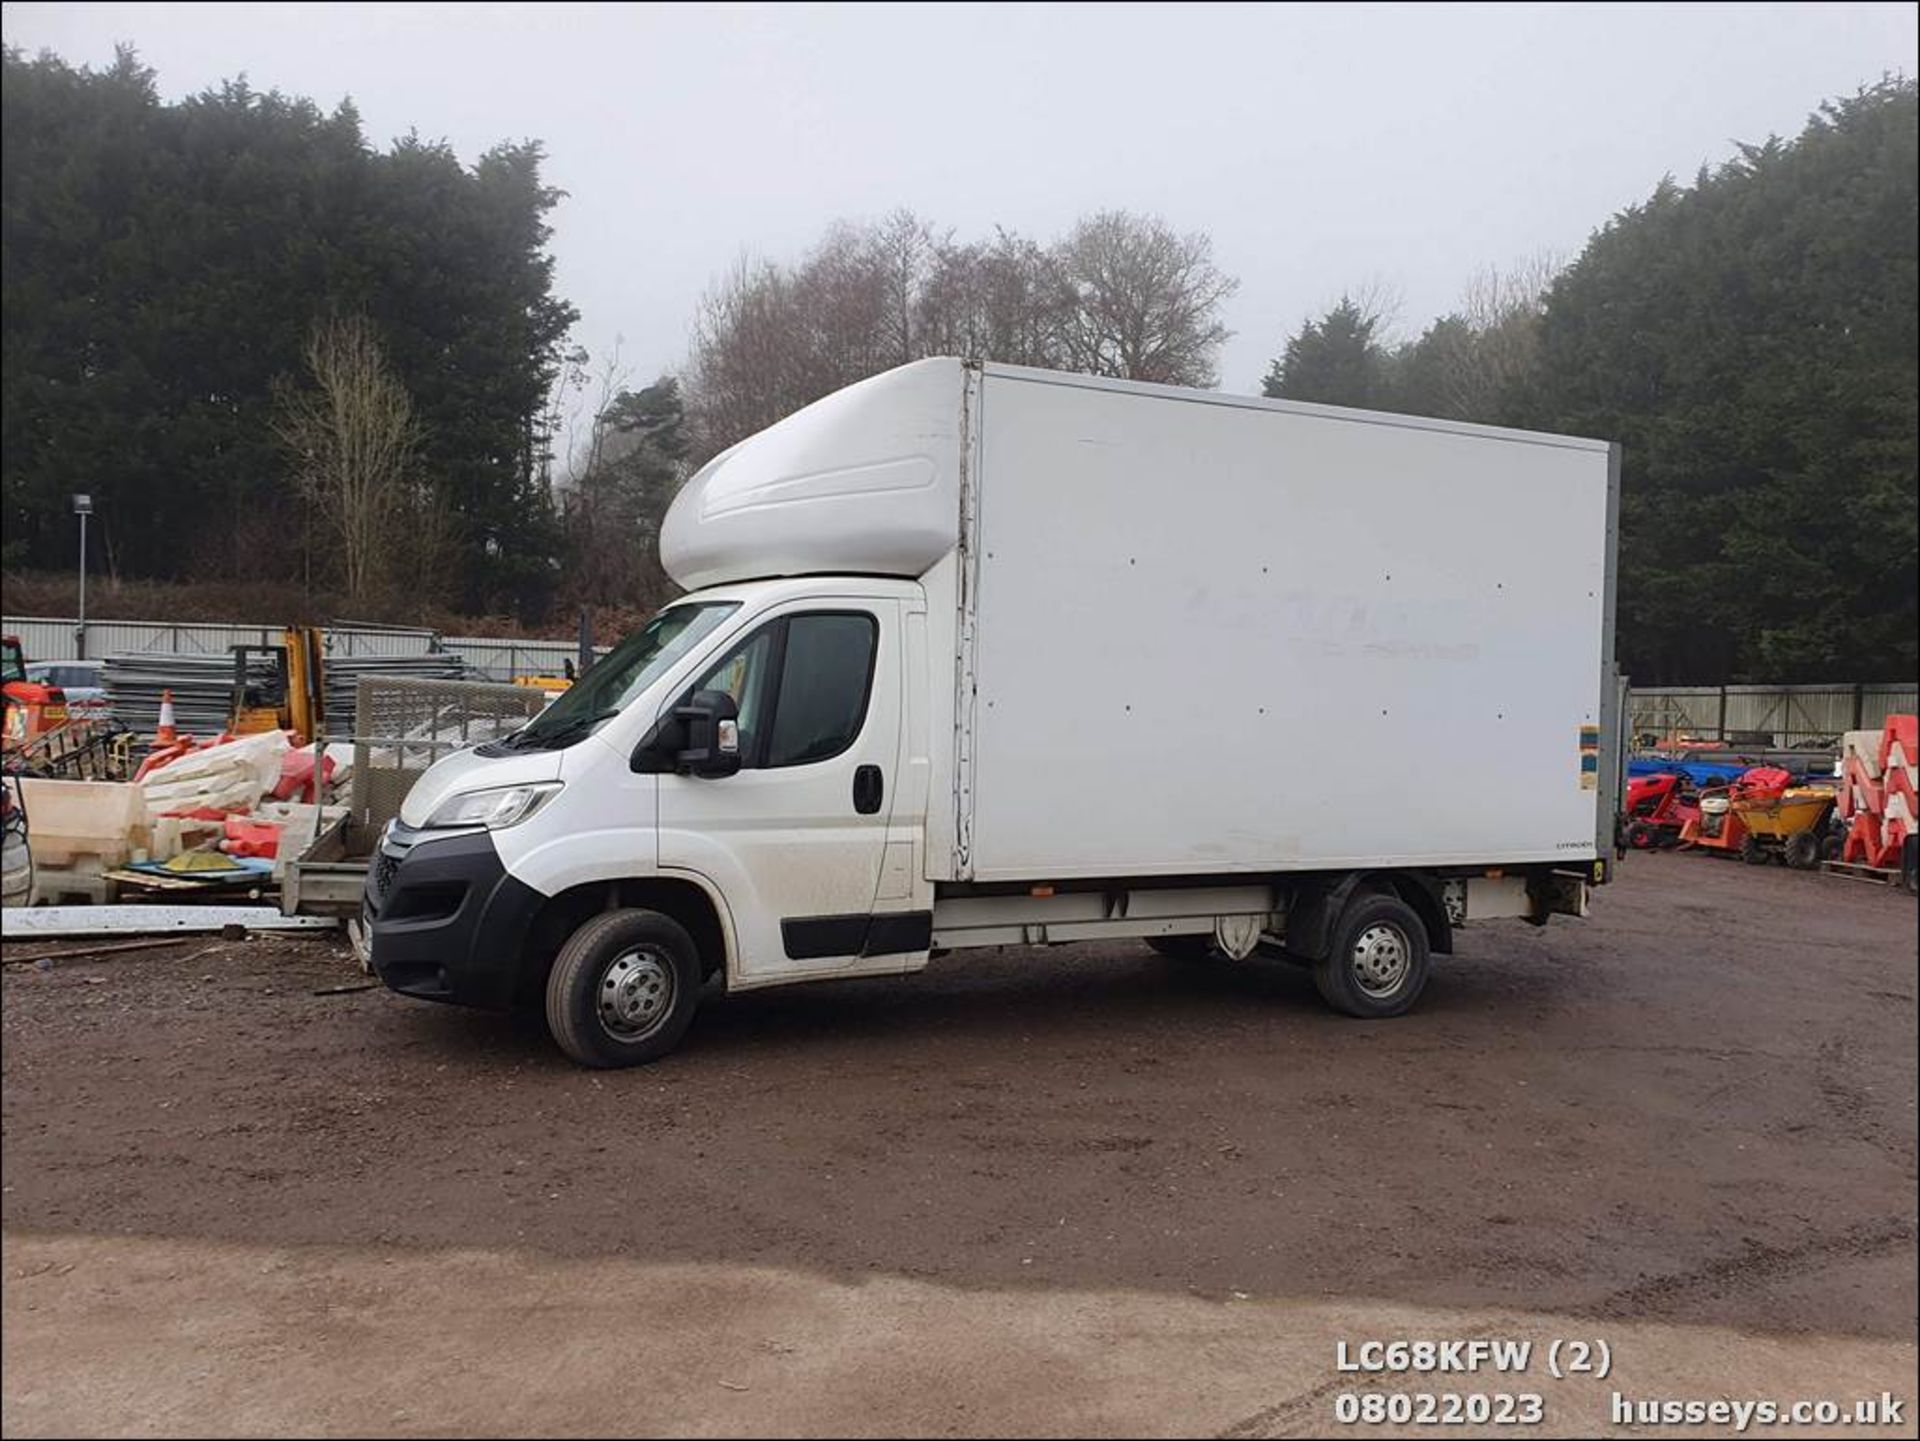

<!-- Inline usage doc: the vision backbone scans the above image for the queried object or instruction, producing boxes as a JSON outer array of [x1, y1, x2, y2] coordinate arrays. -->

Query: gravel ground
[[2, 850, 1915, 1436]]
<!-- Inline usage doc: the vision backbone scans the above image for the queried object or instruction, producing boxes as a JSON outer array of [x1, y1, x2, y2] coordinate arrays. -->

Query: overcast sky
[[4, 2, 1915, 394]]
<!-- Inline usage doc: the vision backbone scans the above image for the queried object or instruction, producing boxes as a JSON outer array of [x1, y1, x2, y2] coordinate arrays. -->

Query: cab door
[[656, 599, 916, 982]]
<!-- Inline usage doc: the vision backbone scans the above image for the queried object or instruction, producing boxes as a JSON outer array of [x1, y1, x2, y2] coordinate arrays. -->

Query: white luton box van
[[368, 358, 1621, 1067]]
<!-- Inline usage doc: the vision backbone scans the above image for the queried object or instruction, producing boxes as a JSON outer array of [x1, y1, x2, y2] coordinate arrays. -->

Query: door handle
[[853, 764, 884, 815]]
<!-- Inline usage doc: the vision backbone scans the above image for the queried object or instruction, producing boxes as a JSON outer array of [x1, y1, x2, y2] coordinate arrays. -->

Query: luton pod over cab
[[367, 358, 1622, 1067]]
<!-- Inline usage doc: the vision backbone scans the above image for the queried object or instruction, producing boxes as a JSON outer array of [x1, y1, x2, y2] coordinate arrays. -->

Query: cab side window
[[766, 614, 878, 767], [681, 611, 877, 769], [689, 629, 775, 762]]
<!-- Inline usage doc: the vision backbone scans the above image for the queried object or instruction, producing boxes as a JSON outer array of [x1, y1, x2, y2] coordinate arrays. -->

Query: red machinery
[[1, 634, 69, 750], [1678, 766, 1794, 862], [1621, 772, 1698, 850]]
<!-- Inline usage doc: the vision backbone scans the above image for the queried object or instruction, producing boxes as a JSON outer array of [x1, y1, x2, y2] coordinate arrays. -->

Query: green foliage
[[1, 46, 578, 619], [561, 378, 689, 611], [1526, 79, 1917, 683], [1261, 297, 1388, 407]]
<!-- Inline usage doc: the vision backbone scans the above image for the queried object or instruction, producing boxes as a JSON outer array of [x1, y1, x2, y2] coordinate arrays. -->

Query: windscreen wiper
[[515, 708, 623, 750]]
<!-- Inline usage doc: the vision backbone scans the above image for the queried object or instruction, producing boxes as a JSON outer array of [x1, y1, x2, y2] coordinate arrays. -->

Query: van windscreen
[[497, 602, 739, 751]]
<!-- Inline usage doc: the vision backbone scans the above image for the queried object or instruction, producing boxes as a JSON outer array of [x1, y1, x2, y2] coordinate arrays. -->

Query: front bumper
[[365, 822, 545, 1011]]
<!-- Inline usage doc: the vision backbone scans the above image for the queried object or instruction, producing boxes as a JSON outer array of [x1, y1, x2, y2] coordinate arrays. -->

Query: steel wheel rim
[[597, 948, 675, 1041], [1350, 922, 1410, 998]]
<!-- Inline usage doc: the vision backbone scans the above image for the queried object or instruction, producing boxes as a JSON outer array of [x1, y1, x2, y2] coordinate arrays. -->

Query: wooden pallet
[[1820, 859, 1903, 886]]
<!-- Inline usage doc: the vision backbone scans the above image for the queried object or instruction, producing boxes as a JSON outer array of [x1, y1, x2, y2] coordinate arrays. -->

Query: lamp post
[[72, 493, 92, 661]]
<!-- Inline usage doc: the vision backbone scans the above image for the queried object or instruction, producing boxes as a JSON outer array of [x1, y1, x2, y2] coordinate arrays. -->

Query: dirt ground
[[3, 852, 1915, 1437]]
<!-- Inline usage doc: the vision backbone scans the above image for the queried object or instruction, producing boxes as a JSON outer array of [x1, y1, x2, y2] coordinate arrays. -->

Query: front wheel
[[545, 908, 704, 1068], [1783, 830, 1821, 871], [1313, 892, 1431, 1019]]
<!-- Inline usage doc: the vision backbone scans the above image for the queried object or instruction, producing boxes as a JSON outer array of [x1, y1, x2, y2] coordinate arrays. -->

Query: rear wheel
[[545, 908, 704, 1068], [1313, 892, 1431, 1019], [1739, 833, 1771, 865], [1626, 820, 1659, 850]]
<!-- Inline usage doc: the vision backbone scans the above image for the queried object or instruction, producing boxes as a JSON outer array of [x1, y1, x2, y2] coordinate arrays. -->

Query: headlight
[[423, 782, 562, 831]]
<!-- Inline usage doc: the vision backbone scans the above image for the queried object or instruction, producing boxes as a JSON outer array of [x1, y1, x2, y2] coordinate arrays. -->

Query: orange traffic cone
[[156, 689, 178, 744]]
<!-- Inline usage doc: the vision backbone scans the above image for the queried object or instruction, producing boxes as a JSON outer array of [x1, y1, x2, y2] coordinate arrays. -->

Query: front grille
[[373, 849, 401, 901]]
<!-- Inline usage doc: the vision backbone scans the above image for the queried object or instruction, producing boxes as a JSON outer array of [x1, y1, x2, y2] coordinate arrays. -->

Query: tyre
[[1820, 831, 1844, 863], [545, 908, 704, 1068], [1739, 833, 1771, 866], [1626, 820, 1659, 850], [1903, 837, 1918, 897], [1147, 934, 1217, 961], [1313, 891, 1431, 1019], [1783, 830, 1821, 871]]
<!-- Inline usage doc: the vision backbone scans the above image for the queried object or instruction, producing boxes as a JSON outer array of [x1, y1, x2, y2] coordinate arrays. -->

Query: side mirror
[[672, 689, 742, 777], [631, 691, 743, 776], [630, 689, 742, 776]]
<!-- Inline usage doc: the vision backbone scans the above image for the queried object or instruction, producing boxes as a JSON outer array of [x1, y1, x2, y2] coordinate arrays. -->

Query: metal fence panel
[[2, 617, 79, 661], [325, 625, 439, 657], [1629, 683, 1919, 749], [348, 675, 548, 832], [4, 615, 441, 663], [8, 613, 627, 685], [441, 636, 610, 682]]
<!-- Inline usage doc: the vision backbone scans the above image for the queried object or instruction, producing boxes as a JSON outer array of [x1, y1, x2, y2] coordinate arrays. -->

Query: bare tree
[[684, 209, 1242, 460], [274, 315, 433, 604], [916, 227, 1074, 368], [568, 338, 636, 487], [871, 208, 938, 365], [560, 376, 689, 612], [686, 255, 814, 461], [1439, 253, 1557, 419], [536, 341, 591, 496], [1050, 211, 1238, 386], [685, 217, 936, 461]]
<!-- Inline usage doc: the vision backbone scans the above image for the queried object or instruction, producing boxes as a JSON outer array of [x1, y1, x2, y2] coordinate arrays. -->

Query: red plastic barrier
[[1836, 716, 1917, 869], [1877, 714, 1917, 777], [273, 748, 336, 803], [221, 815, 283, 859], [133, 739, 201, 783], [1844, 811, 1900, 869], [160, 805, 243, 822]]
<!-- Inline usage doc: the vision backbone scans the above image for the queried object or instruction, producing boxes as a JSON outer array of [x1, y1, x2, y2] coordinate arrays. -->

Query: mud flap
[[1281, 874, 1369, 961]]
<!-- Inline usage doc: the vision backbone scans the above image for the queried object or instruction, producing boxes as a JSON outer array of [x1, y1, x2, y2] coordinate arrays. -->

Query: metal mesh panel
[[348, 676, 548, 831]]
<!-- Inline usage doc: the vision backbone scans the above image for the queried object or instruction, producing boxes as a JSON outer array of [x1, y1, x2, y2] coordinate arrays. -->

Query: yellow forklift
[[229, 626, 326, 742]]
